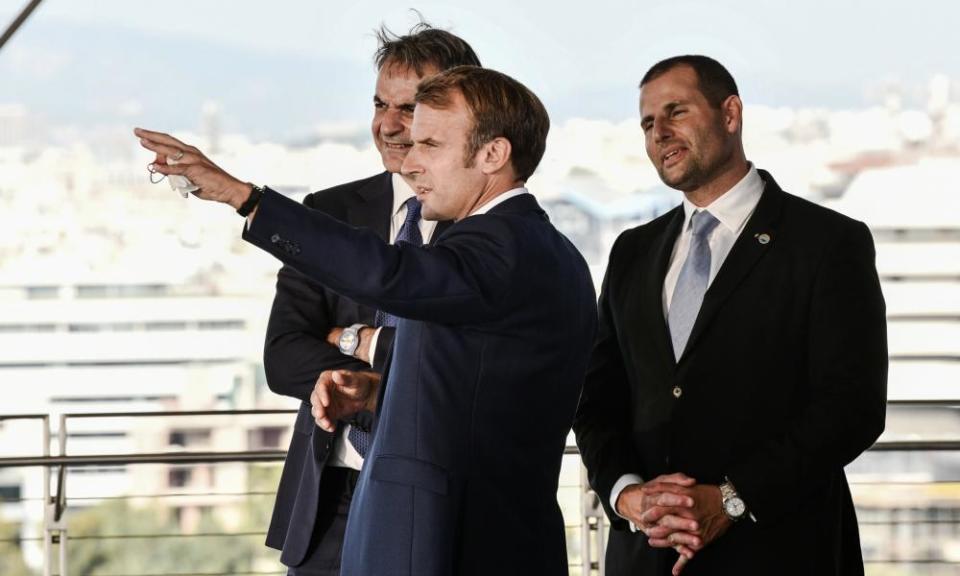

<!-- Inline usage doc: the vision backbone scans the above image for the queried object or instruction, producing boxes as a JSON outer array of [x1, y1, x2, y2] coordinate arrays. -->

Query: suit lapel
[[350, 172, 393, 241], [679, 171, 785, 363], [431, 220, 453, 245], [646, 207, 685, 366]]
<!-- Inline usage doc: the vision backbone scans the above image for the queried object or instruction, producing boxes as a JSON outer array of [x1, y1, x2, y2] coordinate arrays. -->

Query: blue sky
[[1, 0, 958, 140]]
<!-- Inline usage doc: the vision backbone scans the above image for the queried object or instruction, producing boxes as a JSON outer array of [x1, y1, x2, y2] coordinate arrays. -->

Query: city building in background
[[1, 2, 960, 574]]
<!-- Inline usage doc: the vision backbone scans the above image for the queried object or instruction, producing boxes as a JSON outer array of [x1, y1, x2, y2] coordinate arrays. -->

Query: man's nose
[[651, 120, 673, 143], [401, 149, 422, 178], [381, 108, 405, 136], [653, 118, 672, 144]]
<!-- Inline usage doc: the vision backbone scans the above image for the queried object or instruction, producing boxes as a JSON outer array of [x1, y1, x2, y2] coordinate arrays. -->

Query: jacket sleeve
[[573, 233, 642, 529], [727, 220, 888, 523], [263, 264, 372, 403], [245, 188, 521, 326], [262, 192, 372, 404]]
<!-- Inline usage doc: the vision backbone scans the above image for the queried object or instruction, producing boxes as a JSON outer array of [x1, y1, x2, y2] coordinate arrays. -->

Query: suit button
[[271, 233, 280, 243]]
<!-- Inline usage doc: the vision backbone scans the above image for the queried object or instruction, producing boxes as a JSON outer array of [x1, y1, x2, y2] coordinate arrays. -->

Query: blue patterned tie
[[347, 421, 370, 458], [668, 210, 720, 360], [373, 197, 422, 328], [349, 199, 423, 458]]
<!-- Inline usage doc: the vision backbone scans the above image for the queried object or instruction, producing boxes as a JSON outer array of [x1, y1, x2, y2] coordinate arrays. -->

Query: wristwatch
[[236, 183, 265, 217], [338, 324, 366, 357], [719, 477, 747, 522]]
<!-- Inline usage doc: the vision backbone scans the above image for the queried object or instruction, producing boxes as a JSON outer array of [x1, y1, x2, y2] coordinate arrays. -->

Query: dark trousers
[[286, 466, 360, 576]]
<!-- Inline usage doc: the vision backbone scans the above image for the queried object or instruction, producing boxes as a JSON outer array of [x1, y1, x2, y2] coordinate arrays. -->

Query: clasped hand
[[615, 473, 731, 575], [310, 369, 381, 432]]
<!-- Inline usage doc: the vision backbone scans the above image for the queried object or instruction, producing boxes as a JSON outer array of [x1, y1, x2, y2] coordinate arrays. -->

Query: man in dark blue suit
[[255, 24, 479, 576], [137, 65, 597, 575]]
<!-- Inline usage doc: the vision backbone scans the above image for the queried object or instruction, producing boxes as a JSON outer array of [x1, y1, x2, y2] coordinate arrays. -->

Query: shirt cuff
[[610, 473, 644, 532], [367, 327, 382, 368]]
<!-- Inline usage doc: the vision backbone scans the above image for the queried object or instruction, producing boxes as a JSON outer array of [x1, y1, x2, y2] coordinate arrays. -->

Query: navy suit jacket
[[574, 171, 887, 576], [263, 172, 450, 566], [245, 188, 597, 575]]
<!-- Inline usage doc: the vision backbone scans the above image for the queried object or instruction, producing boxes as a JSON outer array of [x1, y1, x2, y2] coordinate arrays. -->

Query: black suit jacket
[[246, 189, 597, 575], [262, 172, 449, 565], [574, 171, 887, 576]]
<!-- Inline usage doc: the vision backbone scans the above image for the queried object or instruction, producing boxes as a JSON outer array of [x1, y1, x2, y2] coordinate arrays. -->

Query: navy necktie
[[668, 210, 720, 360], [373, 197, 422, 328], [347, 420, 370, 458], [350, 198, 423, 458]]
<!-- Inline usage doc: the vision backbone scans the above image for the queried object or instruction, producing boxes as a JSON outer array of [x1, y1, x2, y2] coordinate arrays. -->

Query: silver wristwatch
[[720, 477, 747, 522], [338, 323, 366, 357]]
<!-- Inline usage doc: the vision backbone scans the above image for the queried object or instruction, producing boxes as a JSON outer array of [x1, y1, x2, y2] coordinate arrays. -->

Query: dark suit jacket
[[573, 171, 887, 576], [263, 172, 449, 566], [245, 188, 597, 576]]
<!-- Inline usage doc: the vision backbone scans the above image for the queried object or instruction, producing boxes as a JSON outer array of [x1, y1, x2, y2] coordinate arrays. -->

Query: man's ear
[[722, 95, 743, 134], [478, 137, 513, 175]]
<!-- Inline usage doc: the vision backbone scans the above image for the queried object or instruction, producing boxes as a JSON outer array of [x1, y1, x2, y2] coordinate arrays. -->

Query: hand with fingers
[[642, 482, 733, 575], [616, 473, 700, 568], [134, 127, 253, 209], [310, 369, 381, 432]]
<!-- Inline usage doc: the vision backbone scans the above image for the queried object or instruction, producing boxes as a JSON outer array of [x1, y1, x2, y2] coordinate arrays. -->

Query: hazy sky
[[1, 0, 958, 140]]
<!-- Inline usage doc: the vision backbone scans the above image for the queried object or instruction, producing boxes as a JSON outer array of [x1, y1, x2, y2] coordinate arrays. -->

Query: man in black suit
[[222, 24, 479, 576], [137, 65, 596, 575], [573, 55, 887, 576]]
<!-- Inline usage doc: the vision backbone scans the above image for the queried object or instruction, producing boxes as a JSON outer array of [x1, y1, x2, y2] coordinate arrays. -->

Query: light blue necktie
[[668, 210, 720, 360]]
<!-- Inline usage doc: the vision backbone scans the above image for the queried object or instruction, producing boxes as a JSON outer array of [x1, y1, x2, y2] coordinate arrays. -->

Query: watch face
[[339, 331, 357, 351], [725, 497, 746, 518]]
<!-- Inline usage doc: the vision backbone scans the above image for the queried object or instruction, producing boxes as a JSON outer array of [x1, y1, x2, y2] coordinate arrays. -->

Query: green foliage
[[0, 519, 34, 576], [66, 499, 259, 576]]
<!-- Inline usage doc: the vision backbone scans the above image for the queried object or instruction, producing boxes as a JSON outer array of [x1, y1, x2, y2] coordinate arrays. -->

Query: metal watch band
[[338, 323, 366, 356]]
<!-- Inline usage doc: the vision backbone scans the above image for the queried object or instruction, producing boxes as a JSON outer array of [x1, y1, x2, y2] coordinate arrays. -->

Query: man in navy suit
[[255, 24, 479, 576], [573, 55, 887, 576], [137, 64, 597, 575]]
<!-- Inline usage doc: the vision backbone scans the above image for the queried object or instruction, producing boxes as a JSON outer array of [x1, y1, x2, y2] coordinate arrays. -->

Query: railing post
[[42, 415, 50, 576], [580, 464, 606, 576], [43, 500, 67, 576]]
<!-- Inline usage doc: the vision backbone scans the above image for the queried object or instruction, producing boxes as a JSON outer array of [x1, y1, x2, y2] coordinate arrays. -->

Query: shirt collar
[[469, 187, 529, 217], [390, 173, 417, 215], [681, 163, 764, 234]]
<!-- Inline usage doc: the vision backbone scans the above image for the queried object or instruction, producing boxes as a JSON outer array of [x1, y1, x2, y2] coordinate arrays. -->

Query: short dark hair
[[415, 66, 549, 182], [374, 21, 481, 75], [640, 55, 739, 108]]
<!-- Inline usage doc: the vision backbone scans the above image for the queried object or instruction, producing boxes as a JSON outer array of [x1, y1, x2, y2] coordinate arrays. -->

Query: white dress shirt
[[328, 173, 439, 470], [468, 187, 530, 216], [610, 164, 764, 523]]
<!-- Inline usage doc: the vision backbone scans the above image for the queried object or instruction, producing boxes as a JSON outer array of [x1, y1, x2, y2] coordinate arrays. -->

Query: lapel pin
[[755, 233, 771, 245], [672, 386, 683, 399]]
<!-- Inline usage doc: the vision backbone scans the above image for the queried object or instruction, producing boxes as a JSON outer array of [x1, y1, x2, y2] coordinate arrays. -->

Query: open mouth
[[662, 147, 686, 167], [383, 141, 412, 151]]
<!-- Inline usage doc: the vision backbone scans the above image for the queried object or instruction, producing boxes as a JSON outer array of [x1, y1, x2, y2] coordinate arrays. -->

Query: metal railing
[[1, 401, 959, 576]]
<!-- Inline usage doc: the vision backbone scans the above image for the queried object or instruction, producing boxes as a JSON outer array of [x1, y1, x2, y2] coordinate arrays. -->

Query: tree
[[0, 519, 35, 576]]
